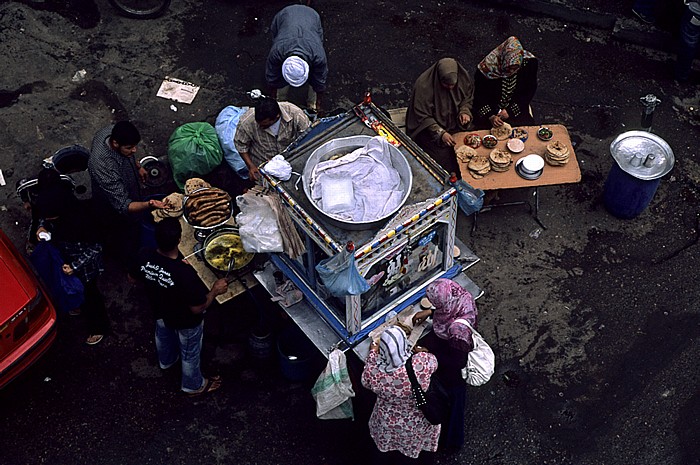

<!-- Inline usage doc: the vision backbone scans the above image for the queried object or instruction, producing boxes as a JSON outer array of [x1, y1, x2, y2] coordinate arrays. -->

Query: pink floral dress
[[361, 350, 441, 458]]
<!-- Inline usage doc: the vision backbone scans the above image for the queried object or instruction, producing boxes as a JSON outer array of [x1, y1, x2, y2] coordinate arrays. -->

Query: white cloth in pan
[[310, 136, 404, 222]]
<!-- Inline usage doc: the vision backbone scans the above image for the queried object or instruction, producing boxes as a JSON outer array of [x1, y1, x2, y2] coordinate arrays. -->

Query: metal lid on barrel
[[610, 131, 674, 180]]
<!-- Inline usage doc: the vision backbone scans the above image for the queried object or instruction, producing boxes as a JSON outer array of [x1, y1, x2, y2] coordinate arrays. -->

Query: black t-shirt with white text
[[134, 248, 208, 329]]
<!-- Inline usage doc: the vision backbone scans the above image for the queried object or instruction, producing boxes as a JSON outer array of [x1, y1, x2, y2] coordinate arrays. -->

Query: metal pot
[[201, 226, 254, 272], [302, 135, 413, 230]]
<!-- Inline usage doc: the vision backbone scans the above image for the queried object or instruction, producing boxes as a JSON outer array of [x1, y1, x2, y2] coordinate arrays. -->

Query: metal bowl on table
[[182, 187, 233, 233], [202, 226, 255, 272], [301, 135, 413, 230]]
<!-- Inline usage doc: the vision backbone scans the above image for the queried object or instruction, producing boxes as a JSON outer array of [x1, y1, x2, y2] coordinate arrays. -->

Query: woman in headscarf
[[473, 36, 538, 129], [405, 58, 474, 178], [361, 326, 440, 464], [412, 278, 479, 451]]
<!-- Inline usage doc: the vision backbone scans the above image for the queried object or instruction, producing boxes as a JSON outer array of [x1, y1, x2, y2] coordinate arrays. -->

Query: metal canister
[[603, 131, 675, 219]]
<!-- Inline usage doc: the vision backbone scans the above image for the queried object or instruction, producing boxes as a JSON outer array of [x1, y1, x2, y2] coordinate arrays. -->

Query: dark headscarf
[[425, 278, 478, 352], [405, 58, 475, 138]]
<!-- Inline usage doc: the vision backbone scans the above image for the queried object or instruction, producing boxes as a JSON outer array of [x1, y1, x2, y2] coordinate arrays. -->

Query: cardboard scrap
[[156, 76, 200, 104]]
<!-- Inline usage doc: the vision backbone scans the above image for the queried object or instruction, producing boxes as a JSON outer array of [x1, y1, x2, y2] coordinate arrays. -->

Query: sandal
[[186, 376, 222, 397], [86, 334, 104, 345]]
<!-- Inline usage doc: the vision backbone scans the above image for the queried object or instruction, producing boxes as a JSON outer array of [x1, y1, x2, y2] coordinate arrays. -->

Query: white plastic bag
[[310, 349, 355, 420], [455, 318, 495, 386], [264, 155, 293, 181], [235, 193, 284, 253]]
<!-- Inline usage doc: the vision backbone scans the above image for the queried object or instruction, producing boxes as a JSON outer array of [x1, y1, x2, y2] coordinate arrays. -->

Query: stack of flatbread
[[545, 140, 570, 166], [489, 148, 512, 172], [151, 192, 185, 223], [468, 155, 490, 179], [184, 177, 211, 194], [454, 145, 477, 163], [491, 122, 512, 141]]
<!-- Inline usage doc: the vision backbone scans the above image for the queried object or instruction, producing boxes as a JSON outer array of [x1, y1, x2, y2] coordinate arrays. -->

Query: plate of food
[[482, 134, 498, 149], [537, 126, 553, 141], [203, 227, 254, 271], [511, 127, 528, 141], [463, 133, 481, 149], [183, 187, 233, 229], [506, 138, 525, 153]]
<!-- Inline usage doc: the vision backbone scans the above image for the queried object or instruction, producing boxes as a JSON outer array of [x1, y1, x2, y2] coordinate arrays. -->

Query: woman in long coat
[[362, 326, 440, 464], [412, 278, 479, 451], [405, 58, 474, 178]]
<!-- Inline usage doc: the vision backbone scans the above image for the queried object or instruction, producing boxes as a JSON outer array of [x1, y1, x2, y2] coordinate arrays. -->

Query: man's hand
[[497, 109, 510, 120], [212, 278, 229, 296], [138, 166, 148, 184], [248, 165, 261, 181], [148, 199, 166, 209], [441, 131, 456, 147], [459, 113, 472, 127]]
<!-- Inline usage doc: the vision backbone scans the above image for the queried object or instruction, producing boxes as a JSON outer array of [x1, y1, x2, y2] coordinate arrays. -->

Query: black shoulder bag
[[405, 354, 451, 425]]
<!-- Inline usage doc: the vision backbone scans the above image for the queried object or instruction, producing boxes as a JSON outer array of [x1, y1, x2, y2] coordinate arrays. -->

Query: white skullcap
[[282, 56, 309, 87]]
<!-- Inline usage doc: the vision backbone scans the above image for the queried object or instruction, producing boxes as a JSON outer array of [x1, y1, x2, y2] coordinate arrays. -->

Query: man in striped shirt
[[88, 121, 165, 262]]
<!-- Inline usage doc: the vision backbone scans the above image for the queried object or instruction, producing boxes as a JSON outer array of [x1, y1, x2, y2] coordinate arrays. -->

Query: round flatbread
[[491, 122, 512, 140], [468, 155, 490, 172], [455, 145, 477, 162], [184, 177, 211, 195]]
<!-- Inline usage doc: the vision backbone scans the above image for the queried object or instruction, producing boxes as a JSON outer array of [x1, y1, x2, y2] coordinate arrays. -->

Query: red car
[[0, 228, 57, 389]]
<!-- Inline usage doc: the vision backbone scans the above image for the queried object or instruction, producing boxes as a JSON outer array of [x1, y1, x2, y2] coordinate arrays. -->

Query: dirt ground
[[0, 1, 699, 464]]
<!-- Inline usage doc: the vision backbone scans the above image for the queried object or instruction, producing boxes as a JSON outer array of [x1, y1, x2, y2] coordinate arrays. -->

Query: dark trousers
[[676, 8, 700, 81], [83, 279, 109, 335]]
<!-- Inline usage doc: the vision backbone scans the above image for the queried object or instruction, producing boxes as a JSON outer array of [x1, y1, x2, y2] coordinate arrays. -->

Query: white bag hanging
[[455, 318, 495, 386], [310, 349, 355, 420]]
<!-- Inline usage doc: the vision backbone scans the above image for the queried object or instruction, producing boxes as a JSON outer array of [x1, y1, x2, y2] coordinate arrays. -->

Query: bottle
[[363, 91, 372, 105], [346, 241, 355, 252]]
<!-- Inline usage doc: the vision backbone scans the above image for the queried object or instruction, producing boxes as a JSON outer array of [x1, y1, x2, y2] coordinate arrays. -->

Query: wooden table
[[177, 217, 257, 304], [453, 124, 581, 230]]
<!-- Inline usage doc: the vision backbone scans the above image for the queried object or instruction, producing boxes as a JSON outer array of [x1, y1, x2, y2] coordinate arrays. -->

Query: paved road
[[0, 1, 698, 464]]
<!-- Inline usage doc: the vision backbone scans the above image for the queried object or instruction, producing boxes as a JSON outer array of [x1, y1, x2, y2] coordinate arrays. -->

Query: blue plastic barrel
[[277, 325, 318, 382], [603, 131, 674, 220], [603, 163, 661, 219], [140, 194, 165, 249]]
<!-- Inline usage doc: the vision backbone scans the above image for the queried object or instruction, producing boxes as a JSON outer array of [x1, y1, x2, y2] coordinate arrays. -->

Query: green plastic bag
[[167, 122, 223, 191]]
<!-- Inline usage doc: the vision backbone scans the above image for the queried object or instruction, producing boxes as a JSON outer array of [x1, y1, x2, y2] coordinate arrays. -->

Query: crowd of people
[[26, 0, 697, 461]]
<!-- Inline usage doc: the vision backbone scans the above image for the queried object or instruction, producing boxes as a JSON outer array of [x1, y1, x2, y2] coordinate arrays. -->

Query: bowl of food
[[463, 133, 481, 149], [537, 126, 553, 141], [203, 227, 254, 272], [511, 127, 528, 141], [482, 134, 498, 149]]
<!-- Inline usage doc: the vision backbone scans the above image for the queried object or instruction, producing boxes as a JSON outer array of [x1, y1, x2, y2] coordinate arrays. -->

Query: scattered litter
[[0, 205, 7, 211], [529, 228, 542, 239], [44, 377, 51, 382], [170, 105, 178, 112], [157, 76, 200, 104], [0, 169, 5, 186], [71, 69, 87, 83]]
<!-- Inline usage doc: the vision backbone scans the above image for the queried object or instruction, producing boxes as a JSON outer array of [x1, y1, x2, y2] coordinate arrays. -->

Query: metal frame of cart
[[255, 101, 483, 357]]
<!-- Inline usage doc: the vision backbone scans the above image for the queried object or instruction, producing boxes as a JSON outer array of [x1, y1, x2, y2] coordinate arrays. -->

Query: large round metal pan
[[302, 135, 413, 230], [202, 227, 254, 272]]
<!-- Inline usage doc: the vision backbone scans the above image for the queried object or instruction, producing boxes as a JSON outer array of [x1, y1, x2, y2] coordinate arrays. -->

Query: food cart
[[253, 99, 483, 360]]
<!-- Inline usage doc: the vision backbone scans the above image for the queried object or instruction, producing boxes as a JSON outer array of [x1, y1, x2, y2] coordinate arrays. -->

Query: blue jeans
[[676, 8, 700, 81], [155, 319, 205, 392]]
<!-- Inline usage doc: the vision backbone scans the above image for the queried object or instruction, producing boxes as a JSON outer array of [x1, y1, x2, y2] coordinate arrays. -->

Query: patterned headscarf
[[478, 36, 536, 80], [426, 278, 478, 352], [377, 326, 411, 373]]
